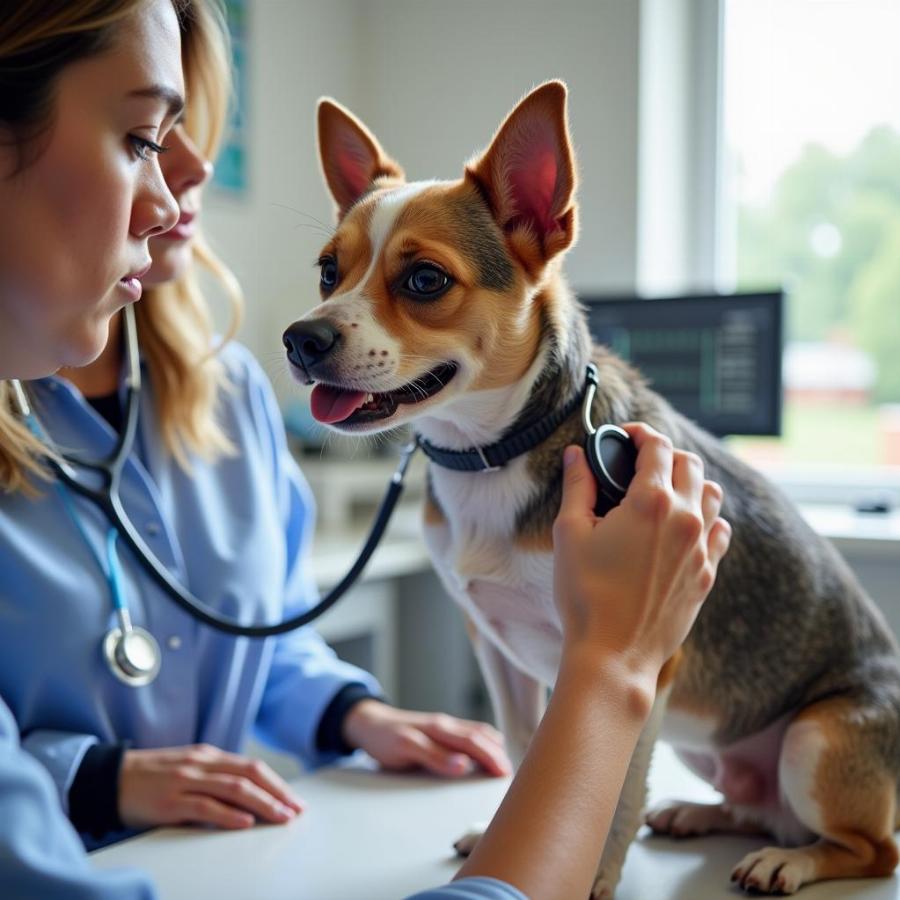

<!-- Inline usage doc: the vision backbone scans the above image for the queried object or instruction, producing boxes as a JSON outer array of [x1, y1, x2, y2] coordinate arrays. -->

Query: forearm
[[455, 653, 653, 900]]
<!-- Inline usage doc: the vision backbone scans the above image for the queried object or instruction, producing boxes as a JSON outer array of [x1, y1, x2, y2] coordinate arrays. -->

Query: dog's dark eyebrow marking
[[445, 192, 515, 291]]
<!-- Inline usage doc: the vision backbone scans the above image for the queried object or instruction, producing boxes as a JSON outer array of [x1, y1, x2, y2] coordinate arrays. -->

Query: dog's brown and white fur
[[284, 81, 900, 896]]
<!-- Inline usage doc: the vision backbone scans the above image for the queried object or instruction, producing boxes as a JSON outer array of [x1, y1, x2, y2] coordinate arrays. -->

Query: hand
[[552, 424, 731, 697], [341, 700, 512, 778], [118, 744, 304, 830]]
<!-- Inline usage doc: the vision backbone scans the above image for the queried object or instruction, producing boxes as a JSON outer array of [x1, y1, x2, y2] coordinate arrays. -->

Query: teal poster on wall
[[214, 0, 248, 194]]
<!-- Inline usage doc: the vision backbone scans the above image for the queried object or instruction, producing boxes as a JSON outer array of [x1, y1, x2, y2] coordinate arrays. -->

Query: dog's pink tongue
[[310, 384, 367, 424]]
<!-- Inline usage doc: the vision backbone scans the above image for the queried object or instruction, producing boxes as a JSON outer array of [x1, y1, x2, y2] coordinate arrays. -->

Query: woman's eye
[[405, 264, 451, 298], [128, 135, 167, 162], [319, 257, 338, 289]]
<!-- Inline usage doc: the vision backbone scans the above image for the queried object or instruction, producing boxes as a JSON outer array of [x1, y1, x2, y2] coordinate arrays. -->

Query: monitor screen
[[582, 291, 783, 437]]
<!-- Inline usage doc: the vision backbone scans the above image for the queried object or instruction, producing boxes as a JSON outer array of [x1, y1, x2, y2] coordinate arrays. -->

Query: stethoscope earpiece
[[581, 364, 638, 517]]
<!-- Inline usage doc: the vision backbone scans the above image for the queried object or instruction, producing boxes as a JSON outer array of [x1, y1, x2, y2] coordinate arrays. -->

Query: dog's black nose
[[283, 319, 341, 371]]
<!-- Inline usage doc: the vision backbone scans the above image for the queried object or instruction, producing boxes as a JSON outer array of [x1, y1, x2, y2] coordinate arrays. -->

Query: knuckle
[[714, 518, 733, 553], [172, 765, 194, 784], [680, 450, 704, 473], [676, 509, 704, 542], [698, 563, 716, 595], [690, 545, 708, 571], [222, 775, 243, 795], [247, 759, 267, 778], [397, 732, 421, 754], [705, 479, 724, 504], [642, 485, 673, 520], [654, 433, 674, 452]]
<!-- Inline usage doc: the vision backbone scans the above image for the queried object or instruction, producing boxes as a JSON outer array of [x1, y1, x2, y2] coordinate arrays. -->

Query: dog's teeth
[[366, 393, 374, 403]]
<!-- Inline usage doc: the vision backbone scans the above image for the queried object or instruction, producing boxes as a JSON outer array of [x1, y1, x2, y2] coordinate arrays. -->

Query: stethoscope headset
[[10, 304, 635, 687]]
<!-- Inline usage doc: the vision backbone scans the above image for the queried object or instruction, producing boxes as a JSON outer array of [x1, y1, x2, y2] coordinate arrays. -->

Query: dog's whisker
[[268, 201, 336, 236]]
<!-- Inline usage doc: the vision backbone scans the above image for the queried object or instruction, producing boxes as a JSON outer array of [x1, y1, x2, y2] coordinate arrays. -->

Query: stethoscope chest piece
[[581, 364, 638, 517], [103, 626, 162, 687], [586, 423, 638, 517]]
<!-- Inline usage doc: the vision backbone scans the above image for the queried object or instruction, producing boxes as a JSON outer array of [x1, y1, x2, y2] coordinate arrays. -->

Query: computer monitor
[[582, 291, 783, 437]]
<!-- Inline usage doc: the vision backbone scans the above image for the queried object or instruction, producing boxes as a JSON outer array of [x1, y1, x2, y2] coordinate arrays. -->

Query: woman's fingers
[[671, 450, 705, 505], [621, 422, 674, 493], [178, 794, 255, 830], [419, 720, 512, 777], [192, 748, 303, 812], [556, 445, 598, 524], [189, 772, 298, 824], [397, 729, 477, 777], [700, 479, 724, 533], [707, 517, 732, 567]]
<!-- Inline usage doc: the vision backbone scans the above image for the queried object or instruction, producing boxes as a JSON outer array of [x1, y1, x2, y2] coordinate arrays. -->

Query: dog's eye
[[319, 257, 338, 290], [405, 264, 451, 299]]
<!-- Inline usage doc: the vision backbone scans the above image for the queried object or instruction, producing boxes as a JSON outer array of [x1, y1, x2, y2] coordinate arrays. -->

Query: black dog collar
[[418, 365, 598, 473]]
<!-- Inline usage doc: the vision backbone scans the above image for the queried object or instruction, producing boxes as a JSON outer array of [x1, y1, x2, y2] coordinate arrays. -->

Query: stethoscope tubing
[[45, 419, 418, 638], [11, 305, 418, 639]]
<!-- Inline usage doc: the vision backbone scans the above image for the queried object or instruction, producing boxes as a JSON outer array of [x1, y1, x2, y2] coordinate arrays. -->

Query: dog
[[283, 81, 900, 897]]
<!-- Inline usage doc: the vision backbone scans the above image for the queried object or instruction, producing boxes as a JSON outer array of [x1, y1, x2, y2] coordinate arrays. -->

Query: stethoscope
[[10, 305, 419, 687], [10, 305, 635, 687]]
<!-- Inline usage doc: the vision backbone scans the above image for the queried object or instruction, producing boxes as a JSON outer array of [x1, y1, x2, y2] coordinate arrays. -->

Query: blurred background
[[196, 0, 900, 764]]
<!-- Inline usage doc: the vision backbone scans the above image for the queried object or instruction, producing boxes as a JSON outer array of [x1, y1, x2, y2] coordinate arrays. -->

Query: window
[[721, 0, 900, 474]]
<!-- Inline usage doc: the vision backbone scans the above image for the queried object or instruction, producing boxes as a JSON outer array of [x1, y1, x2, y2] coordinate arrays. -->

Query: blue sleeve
[[0, 697, 156, 900], [20, 728, 98, 814], [240, 351, 382, 766], [405, 877, 529, 900]]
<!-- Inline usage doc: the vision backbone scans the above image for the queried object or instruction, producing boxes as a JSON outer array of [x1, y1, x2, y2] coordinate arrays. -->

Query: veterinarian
[[1, 0, 509, 850], [0, 2, 730, 898]]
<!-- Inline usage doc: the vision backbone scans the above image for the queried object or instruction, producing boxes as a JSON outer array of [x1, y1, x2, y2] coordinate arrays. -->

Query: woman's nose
[[162, 127, 214, 194], [133, 168, 180, 239]]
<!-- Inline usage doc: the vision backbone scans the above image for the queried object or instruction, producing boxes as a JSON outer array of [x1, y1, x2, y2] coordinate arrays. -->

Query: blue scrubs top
[[0, 343, 380, 835]]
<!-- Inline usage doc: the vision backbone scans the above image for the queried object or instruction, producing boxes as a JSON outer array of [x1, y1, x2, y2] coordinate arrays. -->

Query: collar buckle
[[475, 445, 502, 473]]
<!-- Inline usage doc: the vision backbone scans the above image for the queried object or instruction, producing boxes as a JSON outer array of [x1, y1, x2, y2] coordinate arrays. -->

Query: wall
[[202, 0, 644, 403]]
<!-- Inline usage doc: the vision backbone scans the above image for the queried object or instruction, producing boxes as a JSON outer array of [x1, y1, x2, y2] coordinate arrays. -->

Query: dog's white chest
[[466, 575, 563, 684], [424, 511, 561, 684]]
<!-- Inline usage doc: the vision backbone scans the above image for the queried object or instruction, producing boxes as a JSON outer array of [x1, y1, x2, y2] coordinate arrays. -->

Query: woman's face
[[145, 124, 214, 287], [0, 0, 184, 380]]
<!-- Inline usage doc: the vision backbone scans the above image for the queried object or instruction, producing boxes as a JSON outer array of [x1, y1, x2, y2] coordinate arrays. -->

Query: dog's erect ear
[[317, 99, 405, 219], [466, 81, 577, 268]]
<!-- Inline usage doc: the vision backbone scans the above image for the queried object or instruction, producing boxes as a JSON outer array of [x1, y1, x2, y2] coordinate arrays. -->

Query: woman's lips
[[117, 261, 151, 302], [117, 276, 143, 302]]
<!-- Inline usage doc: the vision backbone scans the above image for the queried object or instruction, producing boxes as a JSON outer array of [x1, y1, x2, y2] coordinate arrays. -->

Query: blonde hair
[[135, 0, 243, 469], [0, 0, 244, 491]]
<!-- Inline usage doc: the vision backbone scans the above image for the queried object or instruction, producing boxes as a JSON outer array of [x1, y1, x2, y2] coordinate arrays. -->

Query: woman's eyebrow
[[128, 85, 185, 121]]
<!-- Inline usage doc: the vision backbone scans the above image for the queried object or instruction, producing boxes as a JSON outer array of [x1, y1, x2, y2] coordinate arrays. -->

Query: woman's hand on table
[[118, 743, 304, 830], [341, 700, 512, 778]]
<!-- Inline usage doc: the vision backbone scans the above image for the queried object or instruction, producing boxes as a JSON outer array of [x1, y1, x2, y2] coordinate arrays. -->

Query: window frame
[[675, 0, 900, 500]]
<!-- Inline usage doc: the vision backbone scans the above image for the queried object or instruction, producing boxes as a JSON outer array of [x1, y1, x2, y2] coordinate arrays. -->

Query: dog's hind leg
[[731, 694, 900, 895]]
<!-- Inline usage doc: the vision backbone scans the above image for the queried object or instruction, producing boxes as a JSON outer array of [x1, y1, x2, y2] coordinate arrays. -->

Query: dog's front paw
[[731, 847, 814, 895], [453, 823, 486, 857]]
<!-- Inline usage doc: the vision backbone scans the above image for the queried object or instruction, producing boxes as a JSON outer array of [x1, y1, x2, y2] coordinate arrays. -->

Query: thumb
[[558, 445, 597, 520]]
